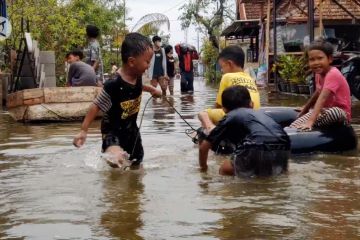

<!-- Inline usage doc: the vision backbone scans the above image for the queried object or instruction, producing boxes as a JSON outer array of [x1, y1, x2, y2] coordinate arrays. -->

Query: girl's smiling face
[[308, 49, 333, 75]]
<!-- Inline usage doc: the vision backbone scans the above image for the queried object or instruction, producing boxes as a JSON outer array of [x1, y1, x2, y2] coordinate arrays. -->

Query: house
[[221, 0, 360, 86], [224, 0, 360, 53]]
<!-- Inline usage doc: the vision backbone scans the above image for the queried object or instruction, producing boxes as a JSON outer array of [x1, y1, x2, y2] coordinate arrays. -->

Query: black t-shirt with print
[[207, 108, 290, 149], [94, 75, 142, 134]]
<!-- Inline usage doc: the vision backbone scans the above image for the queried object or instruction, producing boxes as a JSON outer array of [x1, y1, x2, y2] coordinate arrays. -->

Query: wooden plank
[[44, 87, 100, 103], [23, 88, 44, 100], [23, 97, 44, 106], [7, 105, 27, 121], [23, 102, 101, 122], [6, 91, 24, 108]]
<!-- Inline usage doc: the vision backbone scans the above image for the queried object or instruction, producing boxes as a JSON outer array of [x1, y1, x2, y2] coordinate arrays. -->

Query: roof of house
[[238, 0, 360, 22]]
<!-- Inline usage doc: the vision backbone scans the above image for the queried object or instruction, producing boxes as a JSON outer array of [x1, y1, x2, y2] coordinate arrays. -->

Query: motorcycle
[[340, 53, 360, 100]]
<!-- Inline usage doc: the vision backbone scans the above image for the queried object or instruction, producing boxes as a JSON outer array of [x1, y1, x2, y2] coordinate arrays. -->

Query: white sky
[[126, 0, 200, 49]]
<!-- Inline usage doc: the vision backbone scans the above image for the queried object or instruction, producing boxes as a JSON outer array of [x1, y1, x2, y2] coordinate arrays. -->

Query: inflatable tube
[[197, 107, 358, 155], [262, 107, 357, 154]]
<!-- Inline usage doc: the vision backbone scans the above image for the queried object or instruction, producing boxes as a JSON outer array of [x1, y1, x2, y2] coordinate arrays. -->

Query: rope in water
[[162, 96, 198, 140], [128, 95, 199, 168], [131, 95, 154, 157]]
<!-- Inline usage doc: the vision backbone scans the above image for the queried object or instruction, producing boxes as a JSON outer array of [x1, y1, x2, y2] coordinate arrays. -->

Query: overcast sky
[[126, 0, 199, 49]]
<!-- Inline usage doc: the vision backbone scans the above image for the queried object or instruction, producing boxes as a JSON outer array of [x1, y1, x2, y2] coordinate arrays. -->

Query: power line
[[161, 1, 184, 14]]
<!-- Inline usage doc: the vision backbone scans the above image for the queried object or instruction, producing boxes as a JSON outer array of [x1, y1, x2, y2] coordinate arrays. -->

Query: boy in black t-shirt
[[73, 33, 162, 169], [199, 86, 290, 177]]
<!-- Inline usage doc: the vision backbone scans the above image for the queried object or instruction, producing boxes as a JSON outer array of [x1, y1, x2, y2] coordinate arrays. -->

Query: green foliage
[[179, 0, 234, 49], [7, 0, 126, 85], [275, 54, 307, 84], [202, 40, 221, 84]]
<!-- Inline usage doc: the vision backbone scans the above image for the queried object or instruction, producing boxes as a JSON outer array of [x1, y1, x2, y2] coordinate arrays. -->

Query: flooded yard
[[0, 78, 359, 239]]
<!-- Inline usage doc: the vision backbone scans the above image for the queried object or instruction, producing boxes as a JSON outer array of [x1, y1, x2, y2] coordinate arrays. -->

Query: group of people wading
[[72, 31, 351, 179]]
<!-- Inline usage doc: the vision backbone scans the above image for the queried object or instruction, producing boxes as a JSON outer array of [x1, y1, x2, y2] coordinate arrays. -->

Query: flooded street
[[0, 78, 359, 240]]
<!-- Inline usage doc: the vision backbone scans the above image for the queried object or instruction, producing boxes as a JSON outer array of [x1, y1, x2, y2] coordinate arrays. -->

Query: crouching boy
[[198, 86, 290, 177]]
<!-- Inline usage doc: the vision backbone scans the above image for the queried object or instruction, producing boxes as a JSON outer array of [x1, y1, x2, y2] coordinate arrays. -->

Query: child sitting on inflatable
[[198, 45, 260, 134], [290, 40, 351, 131], [198, 85, 290, 177]]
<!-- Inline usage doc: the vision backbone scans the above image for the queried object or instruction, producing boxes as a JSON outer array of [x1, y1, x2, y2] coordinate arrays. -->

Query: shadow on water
[[0, 78, 359, 239]]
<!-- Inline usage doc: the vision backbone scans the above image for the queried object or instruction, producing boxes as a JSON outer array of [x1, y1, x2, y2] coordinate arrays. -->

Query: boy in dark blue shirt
[[199, 86, 290, 177], [73, 33, 162, 169]]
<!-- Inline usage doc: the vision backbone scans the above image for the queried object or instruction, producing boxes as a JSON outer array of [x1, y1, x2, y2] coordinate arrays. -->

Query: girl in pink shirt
[[290, 41, 351, 131]]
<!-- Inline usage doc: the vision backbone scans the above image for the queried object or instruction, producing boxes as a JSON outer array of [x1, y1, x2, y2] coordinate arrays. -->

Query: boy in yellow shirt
[[198, 45, 260, 133]]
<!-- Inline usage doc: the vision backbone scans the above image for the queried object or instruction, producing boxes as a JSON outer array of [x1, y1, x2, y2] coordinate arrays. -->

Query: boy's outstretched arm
[[143, 85, 162, 98], [199, 140, 212, 172], [73, 104, 100, 148]]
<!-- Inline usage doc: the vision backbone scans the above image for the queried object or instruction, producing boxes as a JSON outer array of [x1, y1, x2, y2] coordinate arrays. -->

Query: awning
[[221, 20, 260, 38]]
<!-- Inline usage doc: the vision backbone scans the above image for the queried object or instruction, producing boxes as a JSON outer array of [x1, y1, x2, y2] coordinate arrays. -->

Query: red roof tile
[[238, 0, 360, 22]]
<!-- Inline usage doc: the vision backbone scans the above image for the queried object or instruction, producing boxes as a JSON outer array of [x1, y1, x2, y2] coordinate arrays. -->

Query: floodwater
[[0, 78, 359, 240]]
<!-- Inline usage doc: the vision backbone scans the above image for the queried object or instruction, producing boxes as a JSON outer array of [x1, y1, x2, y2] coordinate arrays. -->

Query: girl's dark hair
[[218, 45, 245, 68], [86, 25, 100, 38], [307, 40, 334, 57], [121, 33, 152, 63], [164, 45, 173, 54], [222, 85, 251, 111]]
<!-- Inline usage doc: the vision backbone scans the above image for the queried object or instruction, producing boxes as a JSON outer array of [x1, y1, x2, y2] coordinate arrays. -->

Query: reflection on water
[[0, 78, 359, 239], [101, 172, 144, 240]]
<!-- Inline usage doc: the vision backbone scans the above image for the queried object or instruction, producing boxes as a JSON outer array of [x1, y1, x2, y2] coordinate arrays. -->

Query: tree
[[132, 13, 170, 42], [179, 0, 234, 49], [6, 0, 126, 84]]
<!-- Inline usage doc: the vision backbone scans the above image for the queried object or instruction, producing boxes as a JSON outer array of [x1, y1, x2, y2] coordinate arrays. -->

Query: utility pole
[[123, 0, 126, 32], [308, 0, 315, 42], [197, 27, 200, 52]]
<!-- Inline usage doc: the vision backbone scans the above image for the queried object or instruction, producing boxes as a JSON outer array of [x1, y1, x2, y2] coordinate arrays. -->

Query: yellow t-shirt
[[206, 72, 260, 124], [216, 72, 260, 109]]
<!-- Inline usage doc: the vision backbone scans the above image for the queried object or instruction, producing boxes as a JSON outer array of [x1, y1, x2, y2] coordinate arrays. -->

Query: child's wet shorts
[[205, 108, 226, 125], [232, 144, 289, 177], [102, 129, 144, 166]]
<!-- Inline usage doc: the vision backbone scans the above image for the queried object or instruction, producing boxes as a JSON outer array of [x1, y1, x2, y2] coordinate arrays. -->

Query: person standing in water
[[165, 45, 176, 95], [73, 33, 162, 169], [148, 35, 168, 96], [175, 43, 199, 94]]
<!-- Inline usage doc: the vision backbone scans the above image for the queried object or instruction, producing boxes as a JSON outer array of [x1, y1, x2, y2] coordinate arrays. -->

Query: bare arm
[[199, 140, 212, 172], [198, 111, 215, 133], [143, 84, 162, 98], [215, 103, 222, 108], [299, 89, 331, 129], [298, 90, 320, 117], [73, 104, 100, 147]]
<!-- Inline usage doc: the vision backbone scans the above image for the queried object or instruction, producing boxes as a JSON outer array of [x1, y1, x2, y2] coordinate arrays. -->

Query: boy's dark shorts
[[102, 130, 144, 166], [232, 144, 289, 177]]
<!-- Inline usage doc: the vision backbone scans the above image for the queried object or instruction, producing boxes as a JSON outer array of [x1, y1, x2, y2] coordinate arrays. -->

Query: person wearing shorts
[[198, 85, 290, 177]]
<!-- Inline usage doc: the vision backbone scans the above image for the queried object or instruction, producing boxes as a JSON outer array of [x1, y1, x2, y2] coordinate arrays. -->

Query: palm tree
[[132, 13, 170, 38]]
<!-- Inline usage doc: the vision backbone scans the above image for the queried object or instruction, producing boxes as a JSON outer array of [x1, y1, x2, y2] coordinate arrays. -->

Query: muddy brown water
[[0, 78, 359, 240]]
